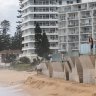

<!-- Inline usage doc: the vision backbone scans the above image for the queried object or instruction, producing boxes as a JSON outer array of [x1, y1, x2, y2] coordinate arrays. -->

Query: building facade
[[58, 1, 96, 53], [20, 0, 81, 59]]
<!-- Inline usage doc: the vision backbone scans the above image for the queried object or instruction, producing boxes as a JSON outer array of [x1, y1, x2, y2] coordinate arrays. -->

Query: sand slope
[[24, 75, 96, 96]]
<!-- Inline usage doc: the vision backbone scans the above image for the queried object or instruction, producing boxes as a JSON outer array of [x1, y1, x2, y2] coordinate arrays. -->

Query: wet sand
[[0, 69, 35, 96], [0, 86, 26, 96], [0, 69, 96, 96]]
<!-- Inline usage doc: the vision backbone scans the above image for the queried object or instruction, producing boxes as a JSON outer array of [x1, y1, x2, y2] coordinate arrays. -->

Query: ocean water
[[0, 85, 28, 96]]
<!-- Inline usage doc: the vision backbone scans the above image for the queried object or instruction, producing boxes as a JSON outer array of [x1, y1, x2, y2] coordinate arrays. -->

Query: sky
[[0, 0, 96, 36], [0, 0, 19, 35]]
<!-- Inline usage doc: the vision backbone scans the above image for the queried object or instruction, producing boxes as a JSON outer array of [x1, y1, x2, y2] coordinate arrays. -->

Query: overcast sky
[[0, 0, 19, 35], [0, 0, 96, 36]]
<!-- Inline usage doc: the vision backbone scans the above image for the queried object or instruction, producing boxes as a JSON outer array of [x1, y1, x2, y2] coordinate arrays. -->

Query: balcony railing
[[80, 39, 88, 41], [67, 17, 78, 20], [68, 24, 79, 27], [69, 46, 79, 49], [80, 23, 92, 26], [68, 40, 79, 42], [68, 32, 79, 35]]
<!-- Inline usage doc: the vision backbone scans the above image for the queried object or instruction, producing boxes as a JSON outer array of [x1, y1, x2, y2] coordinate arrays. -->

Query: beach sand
[[0, 69, 96, 96], [0, 69, 34, 85]]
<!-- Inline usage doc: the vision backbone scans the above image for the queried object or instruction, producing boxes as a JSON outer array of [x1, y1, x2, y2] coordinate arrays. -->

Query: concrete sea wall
[[41, 55, 96, 84]]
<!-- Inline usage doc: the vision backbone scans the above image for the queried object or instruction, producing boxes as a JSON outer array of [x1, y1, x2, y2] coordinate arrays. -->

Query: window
[[70, 1, 73, 4], [25, 43, 28, 47], [67, 1, 69, 4], [67, 1, 73, 4], [59, 0, 62, 5], [77, 0, 81, 3]]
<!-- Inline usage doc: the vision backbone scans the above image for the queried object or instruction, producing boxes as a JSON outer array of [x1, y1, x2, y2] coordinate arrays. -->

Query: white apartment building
[[20, 0, 81, 59], [58, 1, 96, 53]]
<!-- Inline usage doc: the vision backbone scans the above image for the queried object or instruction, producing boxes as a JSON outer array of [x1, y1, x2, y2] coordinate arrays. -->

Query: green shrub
[[19, 56, 30, 64]]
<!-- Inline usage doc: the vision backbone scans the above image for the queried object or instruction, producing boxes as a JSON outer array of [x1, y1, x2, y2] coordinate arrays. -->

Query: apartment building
[[58, 1, 96, 53], [19, 0, 81, 59]]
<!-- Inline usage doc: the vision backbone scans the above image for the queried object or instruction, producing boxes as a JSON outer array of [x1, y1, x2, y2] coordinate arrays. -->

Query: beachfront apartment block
[[19, 0, 81, 59], [58, 1, 96, 53]]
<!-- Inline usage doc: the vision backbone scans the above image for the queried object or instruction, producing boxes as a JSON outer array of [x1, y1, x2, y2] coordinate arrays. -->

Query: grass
[[11, 63, 33, 71]]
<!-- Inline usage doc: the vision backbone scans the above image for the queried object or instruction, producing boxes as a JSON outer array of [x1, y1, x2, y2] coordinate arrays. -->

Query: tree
[[0, 20, 11, 50], [11, 25, 22, 50], [1, 20, 10, 34], [34, 23, 42, 57], [0, 34, 11, 51], [0, 35, 4, 51], [2, 34, 11, 50], [41, 32, 50, 59]]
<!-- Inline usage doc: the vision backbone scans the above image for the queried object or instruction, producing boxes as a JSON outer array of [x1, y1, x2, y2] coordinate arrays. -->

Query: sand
[[0, 69, 96, 96], [24, 75, 96, 96], [0, 69, 35, 85]]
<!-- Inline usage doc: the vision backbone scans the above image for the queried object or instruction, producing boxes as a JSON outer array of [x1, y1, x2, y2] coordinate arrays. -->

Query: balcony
[[22, 11, 58, 18], [80, 11, 91, 18], [80, 29, 92, 34], [93, 10, 96, 17], [67, 16, 78, 20], [50, 46, 58, 49], [22, 39, 35, 44], [59, 21, 66, 28], [49, 39, 58, 42], [67, 13, 78, 20], [68, 36, 79, 43], [59, 33, 67, 36], [80, 38, 88, 42], [72, 4, 87, 12], [22, 18, 58, 25], [80, 19, 92, 26], [22, 3, 58, 11], [22, 0, 28, 4], [88, 2, 96, 10], [22, 25, 35, 31], [22, 46, 35, 50], [22, 32, 34, 37], [68, 33, 79, 35], [68, 30, 79, 35], [68, 38, 79, 42], [59, 49, 66, 52], [80, 26, 92, 33], [63, 6, 71, 13], [69, 46, 79, 50], [46, 32, 58, 35], [59, 38, 67, 42], [68, 40, 79, 43], [59, 15, 66, 21], [68, 24, 79, 27], [80, 23, 92, 26], [68, 20, 79, 27]]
